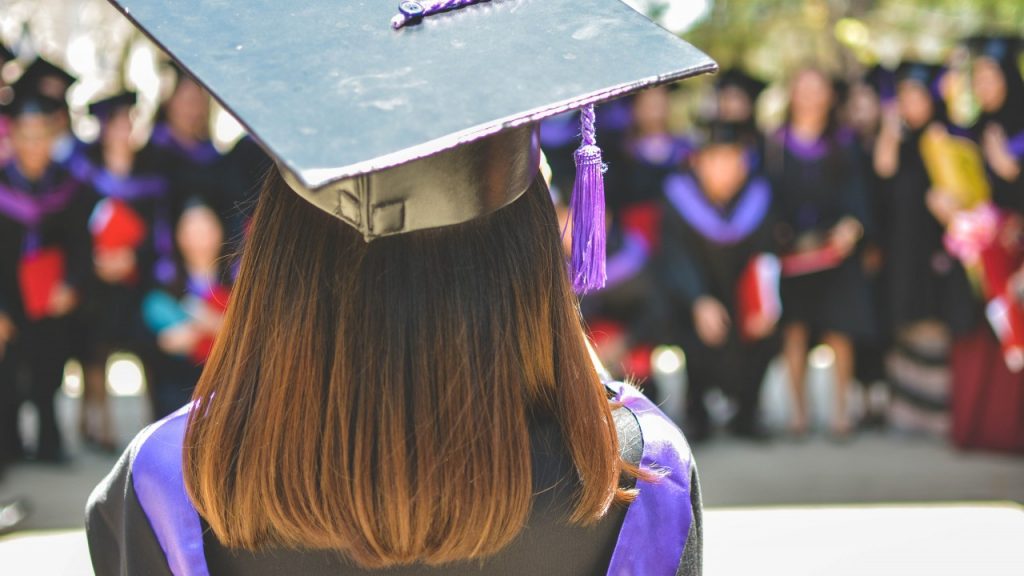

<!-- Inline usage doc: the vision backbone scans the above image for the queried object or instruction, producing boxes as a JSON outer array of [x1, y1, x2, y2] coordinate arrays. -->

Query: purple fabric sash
[[665, 173, 771, 245], [131, 404, 210, 576], [605, 230, 650, 288], [70, 155, 169, 201], [772, 126, 854, 161], [1007, 129, 1024, 161], [606, 380, 694, 576], [150, 124, 221, 166], [0, 179, 80, 227], [130, 383, 693, 576]]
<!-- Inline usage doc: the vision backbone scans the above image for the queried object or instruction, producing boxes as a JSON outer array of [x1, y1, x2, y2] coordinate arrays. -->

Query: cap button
[[399, 1, 425, 19]]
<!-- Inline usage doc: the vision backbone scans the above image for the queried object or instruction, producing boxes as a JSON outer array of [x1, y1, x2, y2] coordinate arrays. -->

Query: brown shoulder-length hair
[[183, 168, 636, 568]]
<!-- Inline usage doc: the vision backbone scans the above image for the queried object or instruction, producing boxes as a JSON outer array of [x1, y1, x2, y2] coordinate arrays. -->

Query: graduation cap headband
[[106, 0, 716, 292]]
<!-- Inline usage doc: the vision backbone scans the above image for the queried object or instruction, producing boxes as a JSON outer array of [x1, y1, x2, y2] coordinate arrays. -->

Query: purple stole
[[131, 383, 694, 576], [605, 230, 650, 288], [0, 168, 81, 254], [149, 123, 221, 166], [665, 173, 771, 245]]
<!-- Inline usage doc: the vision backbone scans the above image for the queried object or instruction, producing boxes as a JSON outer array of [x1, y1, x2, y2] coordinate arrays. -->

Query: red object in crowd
[[89, 198, 148, 252], [985, 293, 1024, 374], [780, 244, 844, 277], [619, 201, 662, 252], [18, 247, 66, 321], [736, 253, 782, 342], [950, 325, 1024, 454], [189, 283, 231, 364]]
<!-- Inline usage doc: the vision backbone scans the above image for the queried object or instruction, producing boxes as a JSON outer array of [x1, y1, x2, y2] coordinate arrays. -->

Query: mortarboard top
[[106, 0, 715, 241], [694, 119, 756, 149], [965, 35, 1022, 68], [2, 73, 62, 118], [89, 91, 137, 120], [895, 61, 943, 89], [714, 68, 766, 101], [19, 58, 77, 101]]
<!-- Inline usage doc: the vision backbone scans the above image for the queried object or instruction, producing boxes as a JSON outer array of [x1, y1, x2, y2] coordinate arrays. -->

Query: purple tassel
[[570, 104, 607, 294]]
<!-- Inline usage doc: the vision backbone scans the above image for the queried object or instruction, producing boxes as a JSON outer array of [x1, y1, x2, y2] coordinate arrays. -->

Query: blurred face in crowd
[[717, 85, 753, 123], [101, 108, 134, 153], [633, 85, 670, 135], [167, 77, 210, 141], [789, 68, 834, 127], [693, 143, 748, 206], [177, 204, 223, 271], [971, 57, 1007, 114], [845, 83, 880, 136], [897, 81, 935, 130], [11, 113, 56, 180]]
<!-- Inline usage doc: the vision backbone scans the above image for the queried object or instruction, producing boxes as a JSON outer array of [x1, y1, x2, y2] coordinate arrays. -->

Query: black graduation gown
[[659, 172, 778, 431], [767, 128, 875, 339], [0, 162, 93, 460], [86, 403, 703, 576], [76, 144, 171, 360], [879, 128, 972, 335], [148, 122, 230, 223]]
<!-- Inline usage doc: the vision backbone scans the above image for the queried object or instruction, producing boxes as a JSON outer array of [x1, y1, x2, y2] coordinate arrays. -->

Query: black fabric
[[86, 404, 703, 576], [659, 176, 779, 434], [0, 162, 92, 460], [77, 144, 167, 363], [768, 132, 875, 339], [878, 129, 969, 334]]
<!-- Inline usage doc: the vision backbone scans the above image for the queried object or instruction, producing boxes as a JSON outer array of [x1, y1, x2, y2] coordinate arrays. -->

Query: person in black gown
[[660, 120, 778, 441], [0, 83, 92, 463], [767, 67, 873, 439], [86, 2, 710, 574], [149, 63, 228, 227], [74, 92, 170, 448], [872, 62, 966, 434]]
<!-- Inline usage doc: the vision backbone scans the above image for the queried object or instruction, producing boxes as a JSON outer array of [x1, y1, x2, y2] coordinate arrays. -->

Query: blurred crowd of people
[[0, 47, 269, 469], [552, 35, 1024, 451], [0, 31, 1021, 488]]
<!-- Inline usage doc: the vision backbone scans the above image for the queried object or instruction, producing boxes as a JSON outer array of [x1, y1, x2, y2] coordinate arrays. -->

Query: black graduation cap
[[714, 68, 767, 102], [895, 61, 944, 92], [965, 35, 1022, 67], [106, 0, 715, 291], [694, 119, 756, 149], [19, 57, 77, 102], [2, 74, 62, 118], [862, 64, 895, 102], [89, 91, 138, 121]]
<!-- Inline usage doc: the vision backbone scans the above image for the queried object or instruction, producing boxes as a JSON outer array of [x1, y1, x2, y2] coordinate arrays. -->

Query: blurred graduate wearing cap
[[872, 61, 970, 434], [0, 77, 93, 464], [19, 57, 88, 169], [964, 35, 1024, 212], [580, 84, 692, 382], [85, 1, 715, 574], [71, 91, 173, 449], [148, 62, 231, 229], [659, 120, 778, 442], [767, 66, 873, 439], [841, 64, 892, 408]]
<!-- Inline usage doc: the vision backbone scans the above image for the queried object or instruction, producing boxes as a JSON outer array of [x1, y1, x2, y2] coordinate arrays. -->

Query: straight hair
[[183, 169, 636, 568]]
